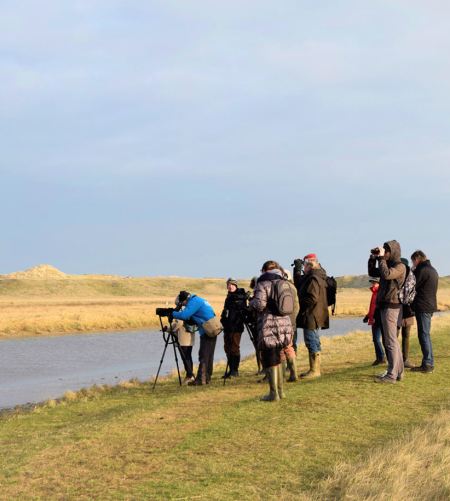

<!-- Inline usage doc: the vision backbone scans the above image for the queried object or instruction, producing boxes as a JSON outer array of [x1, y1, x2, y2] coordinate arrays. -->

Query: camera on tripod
[[156, 307, 175, 319]]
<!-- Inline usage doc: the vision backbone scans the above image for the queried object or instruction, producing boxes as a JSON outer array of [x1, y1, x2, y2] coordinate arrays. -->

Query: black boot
[[229, 355, 240, 378]]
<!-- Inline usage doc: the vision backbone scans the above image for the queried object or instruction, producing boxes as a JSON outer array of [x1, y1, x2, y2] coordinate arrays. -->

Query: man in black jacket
[[220, 278, 245, 378], [410, 250, 439, 373]]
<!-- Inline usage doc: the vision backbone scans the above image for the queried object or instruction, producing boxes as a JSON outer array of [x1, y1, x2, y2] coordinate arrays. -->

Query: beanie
[[226, 278, 238, 287]]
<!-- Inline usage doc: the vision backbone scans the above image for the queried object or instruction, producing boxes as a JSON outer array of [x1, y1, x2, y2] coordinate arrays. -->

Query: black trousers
[[197, 334, 217, 382], [179, 346, 194, 378]]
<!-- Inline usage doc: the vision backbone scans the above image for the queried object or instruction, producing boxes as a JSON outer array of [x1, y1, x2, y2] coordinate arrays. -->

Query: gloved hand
[[292, 258, 304, 273], [363, 316, 369, 323], [156, 307, 175, 318]]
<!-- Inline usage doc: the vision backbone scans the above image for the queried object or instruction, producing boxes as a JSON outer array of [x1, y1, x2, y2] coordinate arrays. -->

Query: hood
[[257, 269, 283, 283], [384, 240, 401, 263], [308, 267, 327, 281]]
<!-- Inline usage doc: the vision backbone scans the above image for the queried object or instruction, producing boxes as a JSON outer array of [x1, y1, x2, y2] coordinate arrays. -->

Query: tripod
[[152, 315, 188, 390]]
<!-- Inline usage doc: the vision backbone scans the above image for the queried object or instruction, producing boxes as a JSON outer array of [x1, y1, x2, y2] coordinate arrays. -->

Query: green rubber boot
[[260, 367, 280, 402], [286, 357, 298, 382], [300, 353, 313, 377], [301, 352, 321, 379], [277, 364, 286, 399]]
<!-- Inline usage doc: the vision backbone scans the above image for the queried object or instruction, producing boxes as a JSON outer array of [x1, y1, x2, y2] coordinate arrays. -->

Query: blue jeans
[[303, 329, 322, 354], [372, 324, 385, 360], [416, 312, 434, 366]]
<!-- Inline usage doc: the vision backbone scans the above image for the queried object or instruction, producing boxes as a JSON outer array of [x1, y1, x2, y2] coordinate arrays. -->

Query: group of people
[[165, 253, 330, 401], [163, 242, 439, 399], [366, 242, 439, 383]]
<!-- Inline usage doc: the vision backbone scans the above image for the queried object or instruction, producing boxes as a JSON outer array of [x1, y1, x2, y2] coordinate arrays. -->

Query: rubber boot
[[277, 364, 286, 399], [300, 353, 313, 377], [229, 355, 240, 378], [259, 367, 279, 402], [301, 352, 321, 379], [281, 361, 287, 381], [257, 369, 267, 383], [286, 357, 298, 382]]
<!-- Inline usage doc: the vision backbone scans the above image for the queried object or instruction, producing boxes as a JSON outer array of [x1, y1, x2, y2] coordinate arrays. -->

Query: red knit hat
[[304, 253, 316, 260]]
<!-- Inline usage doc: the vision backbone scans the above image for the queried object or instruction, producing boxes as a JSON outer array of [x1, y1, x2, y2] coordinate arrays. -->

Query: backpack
[[268, 279, 295, 316], [326, 276, 338, 315], [398, 269, 416, 305]]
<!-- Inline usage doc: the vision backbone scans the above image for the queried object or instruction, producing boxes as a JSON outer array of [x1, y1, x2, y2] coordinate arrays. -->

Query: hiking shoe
[[411, 365, 434, 373], [229, 371, 240, 378], [188, 379, 206, 386], [374, 377, 396, 384], [182, 376, 195, 384], [372, 358, 387, 366], [404, 359, 415, 369], [377, 370, 388, 378]]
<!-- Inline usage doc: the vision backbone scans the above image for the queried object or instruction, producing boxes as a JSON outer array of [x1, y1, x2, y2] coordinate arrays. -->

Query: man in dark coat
[[220, 278, 245, 378], [295, 254, 329, 379], [410, 250, 439, 373], [368, 240, 406, 384]]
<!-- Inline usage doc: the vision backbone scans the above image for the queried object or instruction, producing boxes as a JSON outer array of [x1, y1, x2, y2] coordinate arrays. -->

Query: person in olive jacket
[[410, 250, 439, 373], [295, 253, 329, 379]]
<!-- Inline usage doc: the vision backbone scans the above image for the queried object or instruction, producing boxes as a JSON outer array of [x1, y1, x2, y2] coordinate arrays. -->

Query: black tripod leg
[[171, 335, 183, 386], [153, 334, 171, 390]]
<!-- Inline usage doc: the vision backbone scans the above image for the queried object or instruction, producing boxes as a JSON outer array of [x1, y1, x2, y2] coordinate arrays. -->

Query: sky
[[1, 0, 449, 279]]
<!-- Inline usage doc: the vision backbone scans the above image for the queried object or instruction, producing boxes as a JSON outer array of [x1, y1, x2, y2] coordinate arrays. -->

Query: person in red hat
[[293, 254, 329, 379]]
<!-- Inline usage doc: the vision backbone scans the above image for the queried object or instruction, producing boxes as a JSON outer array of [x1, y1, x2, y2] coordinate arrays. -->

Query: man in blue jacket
[[172, 291, 217, 386]]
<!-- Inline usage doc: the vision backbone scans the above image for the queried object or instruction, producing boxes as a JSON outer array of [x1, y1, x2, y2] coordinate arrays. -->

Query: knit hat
[[369, 277, 379, 283], [304, 253, 316, 260], [178, 291, 190, 302], [226, 278, 238, 287], [401, 257, 409, 266]]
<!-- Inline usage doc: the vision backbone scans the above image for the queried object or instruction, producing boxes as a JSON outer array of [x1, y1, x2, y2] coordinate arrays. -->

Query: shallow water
[[0, 316, 376, 409]]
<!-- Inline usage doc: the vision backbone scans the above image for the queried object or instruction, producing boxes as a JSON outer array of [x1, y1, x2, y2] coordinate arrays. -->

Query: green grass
[[1, 316, 450, 500]]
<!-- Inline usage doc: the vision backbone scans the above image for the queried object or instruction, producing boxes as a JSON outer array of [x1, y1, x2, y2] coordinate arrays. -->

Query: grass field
[[1, 288, 450, 339], [1, 314, 450, 500], [1, 267, 449, 338]]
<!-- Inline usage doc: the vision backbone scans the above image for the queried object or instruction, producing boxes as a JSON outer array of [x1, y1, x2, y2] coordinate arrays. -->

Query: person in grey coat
[[368, 240, 406, 383], [249, 260, 293, 402]]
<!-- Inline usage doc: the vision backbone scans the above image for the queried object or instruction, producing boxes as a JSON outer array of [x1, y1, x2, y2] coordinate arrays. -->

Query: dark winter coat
[[296, 267, 330, 330], [368, 240, 406, 309], [220, 288, 246, 333], [412, 260, 439, 313], [249, 271, 293, 350]]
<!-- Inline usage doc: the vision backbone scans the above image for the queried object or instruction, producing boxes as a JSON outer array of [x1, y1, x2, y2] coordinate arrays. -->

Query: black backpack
[[268, 279, 295, 316], [326, 276, 337, 315]]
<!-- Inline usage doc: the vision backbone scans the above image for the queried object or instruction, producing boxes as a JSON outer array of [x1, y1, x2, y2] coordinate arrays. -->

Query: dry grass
[[0, 286, 449, 339]]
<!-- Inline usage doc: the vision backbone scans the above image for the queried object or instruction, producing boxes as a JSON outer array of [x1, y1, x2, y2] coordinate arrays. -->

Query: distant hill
[[336, 274, 450, 289], [1, 265, 449, 297]]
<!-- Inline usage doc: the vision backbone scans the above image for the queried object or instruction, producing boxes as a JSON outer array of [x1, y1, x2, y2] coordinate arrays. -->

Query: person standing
[[249, 261, 293, 402], [172, 291, 218, 386], [397, 258, 415, 369], [363, 278, 387, 366], [220, 278, 245, 378], [281, 268, 300, 382], [368, 240, 406, 383], [410, 250, 439, 373], [295, 254, 329, 379]]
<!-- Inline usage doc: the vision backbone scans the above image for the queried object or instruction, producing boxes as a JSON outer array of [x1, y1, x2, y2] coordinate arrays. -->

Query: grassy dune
[[1, 279, 450, 339], [1, 314, 450, 500]]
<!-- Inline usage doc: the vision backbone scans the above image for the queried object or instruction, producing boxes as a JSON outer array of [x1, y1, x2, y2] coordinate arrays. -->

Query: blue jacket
[[172, 295, 215, 336]]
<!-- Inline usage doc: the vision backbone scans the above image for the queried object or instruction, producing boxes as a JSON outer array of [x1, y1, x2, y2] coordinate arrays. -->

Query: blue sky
[[1, 1, 449, 279]]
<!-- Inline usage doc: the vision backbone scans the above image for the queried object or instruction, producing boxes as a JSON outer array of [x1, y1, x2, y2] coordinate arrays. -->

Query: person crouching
[[249, 261, 293, 402]]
